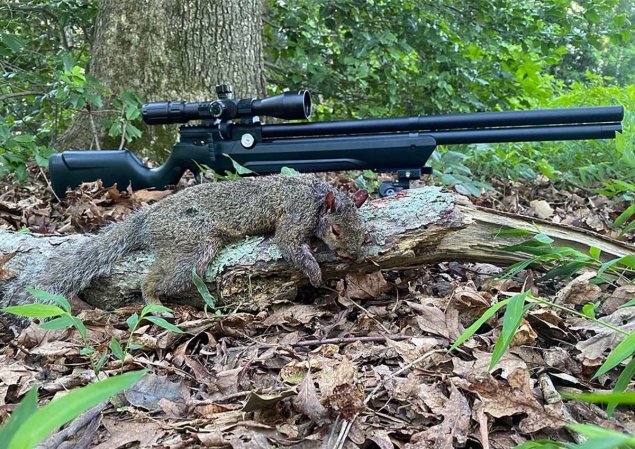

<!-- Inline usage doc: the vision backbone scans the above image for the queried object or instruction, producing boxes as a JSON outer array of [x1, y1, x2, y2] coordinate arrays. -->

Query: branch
[[0, 91, 45, 101]]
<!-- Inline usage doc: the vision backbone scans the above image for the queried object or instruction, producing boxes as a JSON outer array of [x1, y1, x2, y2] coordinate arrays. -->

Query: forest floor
[[0, 168, 634, 449]]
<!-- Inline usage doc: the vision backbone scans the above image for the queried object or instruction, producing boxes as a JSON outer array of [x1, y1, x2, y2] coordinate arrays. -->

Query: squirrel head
[[316, 189, 368, 259]]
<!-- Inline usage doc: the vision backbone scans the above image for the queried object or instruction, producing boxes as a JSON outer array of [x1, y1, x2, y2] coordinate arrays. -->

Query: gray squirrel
[[2, 175, 369, 324]]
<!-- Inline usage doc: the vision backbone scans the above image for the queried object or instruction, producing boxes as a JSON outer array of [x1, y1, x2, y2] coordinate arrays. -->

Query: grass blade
[[7, 370, 146, 449], [593, 332, 635, 378], [448, 297, 511, 352], [489, 291, 529, 370]]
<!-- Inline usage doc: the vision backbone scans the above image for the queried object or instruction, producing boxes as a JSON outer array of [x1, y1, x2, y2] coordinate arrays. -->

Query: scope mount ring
[[378, 168, 432, 197]]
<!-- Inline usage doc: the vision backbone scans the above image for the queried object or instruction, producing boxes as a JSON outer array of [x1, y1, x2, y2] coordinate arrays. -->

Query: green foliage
[[0, 370, 145, 449], [2, 289, 183, 373], [192, 267, 219, 315], [1, 1, 97, 177], [1, 1, 145, 180], [514, 423, 635, 449], [265, 0, 633, 119]]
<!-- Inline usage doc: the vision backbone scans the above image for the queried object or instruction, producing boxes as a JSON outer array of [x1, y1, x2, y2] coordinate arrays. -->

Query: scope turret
[[142, 85, 312, 125]]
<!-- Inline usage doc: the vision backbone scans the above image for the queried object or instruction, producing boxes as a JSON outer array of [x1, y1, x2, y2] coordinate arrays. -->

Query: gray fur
[[2, 175, 367, 324]]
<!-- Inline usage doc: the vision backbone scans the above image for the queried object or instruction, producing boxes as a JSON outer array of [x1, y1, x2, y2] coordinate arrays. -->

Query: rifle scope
[[142, 84, 311, 125]]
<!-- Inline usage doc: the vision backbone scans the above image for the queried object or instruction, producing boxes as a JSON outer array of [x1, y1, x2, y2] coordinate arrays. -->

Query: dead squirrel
[[2, 174, 368, 320]]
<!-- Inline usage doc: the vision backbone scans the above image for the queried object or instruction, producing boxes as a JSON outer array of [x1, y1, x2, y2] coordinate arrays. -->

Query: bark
[[0, 187, 632, 311], [56, 0, 266, 159]]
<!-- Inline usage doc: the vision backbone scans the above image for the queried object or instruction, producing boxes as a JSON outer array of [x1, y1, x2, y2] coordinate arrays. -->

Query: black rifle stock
[[49, 84, 624, 197]]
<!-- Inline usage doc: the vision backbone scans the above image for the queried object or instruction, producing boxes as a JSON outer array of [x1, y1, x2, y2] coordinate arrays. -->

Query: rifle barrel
[[262, 105, 624, 139]]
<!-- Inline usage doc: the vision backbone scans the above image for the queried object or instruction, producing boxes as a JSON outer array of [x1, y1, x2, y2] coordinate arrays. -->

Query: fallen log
[[0, 187, 632, 310]]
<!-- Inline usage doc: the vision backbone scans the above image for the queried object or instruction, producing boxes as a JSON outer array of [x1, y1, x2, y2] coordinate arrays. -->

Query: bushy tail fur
[[2, 209, 149, 310]]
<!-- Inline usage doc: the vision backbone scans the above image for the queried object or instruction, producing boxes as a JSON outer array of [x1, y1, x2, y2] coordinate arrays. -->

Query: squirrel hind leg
[[142, 238, 223, 307]]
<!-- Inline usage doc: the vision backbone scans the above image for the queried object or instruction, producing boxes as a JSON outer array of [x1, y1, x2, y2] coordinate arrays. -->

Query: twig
[[39, 167, 61, 203], [226, 335, 410, 352], [118, 105, 127, 150], [36, 401, 107, 449], [58, 412, 101, 449], [87, 107, 101, 151], [0, 91, 45, 101]]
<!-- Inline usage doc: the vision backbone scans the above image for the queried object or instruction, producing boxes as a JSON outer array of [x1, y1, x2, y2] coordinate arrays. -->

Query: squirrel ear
[[324, 191, 336, 213], [353, 189, 369, 208]]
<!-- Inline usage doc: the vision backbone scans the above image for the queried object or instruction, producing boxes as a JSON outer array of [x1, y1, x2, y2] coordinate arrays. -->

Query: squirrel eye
[[331, 224, 342, 237]]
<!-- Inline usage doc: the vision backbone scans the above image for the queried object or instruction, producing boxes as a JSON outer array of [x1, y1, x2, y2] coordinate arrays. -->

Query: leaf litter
[[0, 168, 634, 448]]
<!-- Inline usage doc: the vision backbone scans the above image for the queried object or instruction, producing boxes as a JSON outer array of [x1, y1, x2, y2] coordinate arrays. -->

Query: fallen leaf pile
[[0, 167, 633, 448]]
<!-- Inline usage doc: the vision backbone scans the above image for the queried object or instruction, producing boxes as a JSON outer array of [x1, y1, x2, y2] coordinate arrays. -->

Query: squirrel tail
[[3, 208, 149, 309]]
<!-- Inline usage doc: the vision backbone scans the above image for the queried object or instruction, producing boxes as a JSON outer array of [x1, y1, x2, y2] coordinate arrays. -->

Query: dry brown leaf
[[344, 270, 390, 299], [510, 319, 538, 346], [530, 200, 554, 219], [554, 271, 600, 305], [574, 307, 635, 366], [263, 304, 327, 326], [292, 371, 328, 425], [456, 368, 568, 433], [560, 282, 602, 306], [124, 373, 186, 412], [408, 302, 451, 338], [318, 357, 364, 419], [452, 349, 527, 380], [600, 285, 635, 315], [405, 383, 470, 449], [132, 188, 173, 203], [526, 308, 569, 341], [92, 417, 164, 449]]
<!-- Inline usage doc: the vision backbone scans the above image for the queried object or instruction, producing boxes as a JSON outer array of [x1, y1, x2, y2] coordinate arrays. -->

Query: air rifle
[[49, 84, 624, 197]]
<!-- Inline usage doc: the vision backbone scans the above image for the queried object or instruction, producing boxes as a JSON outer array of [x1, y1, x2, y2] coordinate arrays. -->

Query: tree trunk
[[0, 187, 632, 311], [56, 0, 266, 160]]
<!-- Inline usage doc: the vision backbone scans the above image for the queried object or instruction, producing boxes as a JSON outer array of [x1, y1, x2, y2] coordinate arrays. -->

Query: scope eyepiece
[[141, 89, 311, 125]]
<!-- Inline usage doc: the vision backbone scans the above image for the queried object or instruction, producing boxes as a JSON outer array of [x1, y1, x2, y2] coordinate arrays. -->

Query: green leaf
[[95, 350, 108, 373], [449, 297, 511, 352], [144, 316, 185, 334], [533, 233, 554, 244], [39, 315, 75, 331], [620, 219, 635, 235], [126, 313, 139, 331], [26, 288, 71, 313], [222, 153, 255, 175], [613, 204, 635, 228], [563, 391, 635, 405], [593, 332, 635, 378], [192, 267, 216, 309], [2, 304, 65, 318], [581, 303, 596, 319], [70, 316, 88, 340], [513, 441, 562, 449], [607, 358, 635, 417], [0, 387, 37, 447], [140, 304, 173, 317], [589, 246, 601, 260], [80, 347, 94, 356], [110, 337, 125, 360], [490, 291, 529, 370], [618, 298, 635, 309], [565, 423, 635, 449], [540, 260, 590, 281], [280, 166, 301, 176], [7, 370, 146, 449], [62, 54, 76, 72], [2, 34, 24, 53]]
